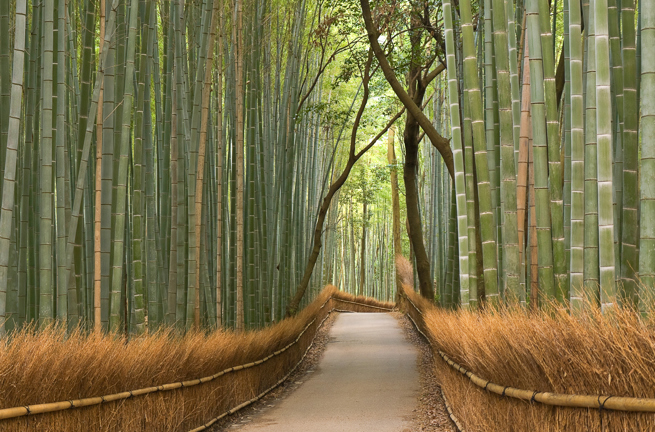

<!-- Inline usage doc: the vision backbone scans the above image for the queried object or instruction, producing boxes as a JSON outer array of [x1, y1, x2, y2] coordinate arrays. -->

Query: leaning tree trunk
[[404, 106, 434, 300]]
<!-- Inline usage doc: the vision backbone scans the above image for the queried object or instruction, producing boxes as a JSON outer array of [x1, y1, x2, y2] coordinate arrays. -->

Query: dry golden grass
[[400, 285, 655, 432], [395, 255, 414, 287], [0, 286, 392, 431]]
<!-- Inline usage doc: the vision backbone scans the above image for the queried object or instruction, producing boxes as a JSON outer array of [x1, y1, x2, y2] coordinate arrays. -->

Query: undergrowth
[[0, 286, 393, 431], [400, 285, 655, 431]]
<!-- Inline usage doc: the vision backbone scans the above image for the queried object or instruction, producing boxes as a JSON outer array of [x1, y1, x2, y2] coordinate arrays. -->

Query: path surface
[[236, 313, 419, 432]]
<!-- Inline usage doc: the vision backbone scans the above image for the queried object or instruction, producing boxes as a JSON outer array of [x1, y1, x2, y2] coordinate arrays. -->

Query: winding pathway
[[235, 313, 419, 431]]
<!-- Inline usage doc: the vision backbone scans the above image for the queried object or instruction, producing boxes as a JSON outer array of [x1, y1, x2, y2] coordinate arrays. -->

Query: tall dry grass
[[0, 286, 393, 431], [400, 286, 655, 431], [395, 255, 414, 288]]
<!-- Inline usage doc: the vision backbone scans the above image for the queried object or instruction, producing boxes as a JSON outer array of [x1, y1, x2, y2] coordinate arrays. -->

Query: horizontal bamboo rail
[[441, 387, 465, 432], [189, 304, 338, 431], [401, 292, 655, 413], [0, 296, 390, 423]]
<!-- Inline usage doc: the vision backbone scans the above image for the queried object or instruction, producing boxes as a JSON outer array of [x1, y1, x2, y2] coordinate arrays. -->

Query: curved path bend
[[236, 313, 419, 432]]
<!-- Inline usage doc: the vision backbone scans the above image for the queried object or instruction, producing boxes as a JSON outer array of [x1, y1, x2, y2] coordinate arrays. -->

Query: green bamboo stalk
[[459, 0, 499, 304], [526, 0, 555, 300], [462, 73, 479, 308], [0, 0, 27, 335], [160, 0, 173, 291], [17, 8, 34, 326], [194, 0, 221, 330], [167, 74, 179, 325], [563, 0, 572, 297], [109, 0, 140, 332], [584, 1, 600, 304], [0, 0, 10, 183], [569, 0, 586, 311], [639, 0, 655, 312], [186, 0, 213, 331], [636, 0, 641, 108], [608, 0, 624, 286], [484, 0, 499, 256], [506, 0, 521, 168], [100, 0, 115, 332], [538, 0, 567, 301], [94, 0, 104, 329], [235, 0, 245, 331], [55, 0, 68, 323], [215, 7, 224, 327], [144, 2, 160, 329], [443, 0, 470, 308], [174, 0, 189, 329], [39, 0, 56, 328], [131, 1, 149, 334], [621, 0, 639, 305], [60, 0, 119, 330], [517, 39, 531, 305], [24, 1, 41, 325], [246, 18, 257, 326], [491, 0, 521, 302], [592, 0, 616, 312]]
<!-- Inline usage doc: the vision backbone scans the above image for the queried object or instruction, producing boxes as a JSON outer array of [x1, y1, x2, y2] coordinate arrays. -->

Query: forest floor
[[213, 312, 454, 431]]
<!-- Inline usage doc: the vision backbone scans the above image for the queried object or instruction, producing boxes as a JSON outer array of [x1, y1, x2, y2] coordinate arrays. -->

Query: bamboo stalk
[[639, 0, 655, 311], [0, 0, 27, 335], [443, 0, 470, 309]]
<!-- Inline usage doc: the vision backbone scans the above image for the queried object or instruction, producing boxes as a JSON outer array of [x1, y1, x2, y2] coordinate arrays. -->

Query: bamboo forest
[[0, 0, 655, 430]]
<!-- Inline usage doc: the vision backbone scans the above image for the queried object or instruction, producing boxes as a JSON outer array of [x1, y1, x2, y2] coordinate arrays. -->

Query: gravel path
[[217, 311, 456, 432], [232, 313, 420, 432]]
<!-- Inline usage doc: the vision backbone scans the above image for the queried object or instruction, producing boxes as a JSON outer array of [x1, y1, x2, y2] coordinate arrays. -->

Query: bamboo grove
[[0, 0, 378, 335], [0, 0, 654, 337], [358, 0, 653, 314]]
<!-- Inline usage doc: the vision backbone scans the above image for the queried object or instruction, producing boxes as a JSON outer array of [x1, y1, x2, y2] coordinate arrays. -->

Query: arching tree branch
[[360, 0, 455, 179]]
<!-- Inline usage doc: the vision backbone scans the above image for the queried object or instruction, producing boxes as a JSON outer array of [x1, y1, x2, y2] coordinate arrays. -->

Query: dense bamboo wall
[[0, 0, 354, 335]]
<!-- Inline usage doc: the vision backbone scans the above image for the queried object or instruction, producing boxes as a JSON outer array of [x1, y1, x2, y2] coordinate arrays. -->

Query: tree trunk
[[404, 120, 434, 300]]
